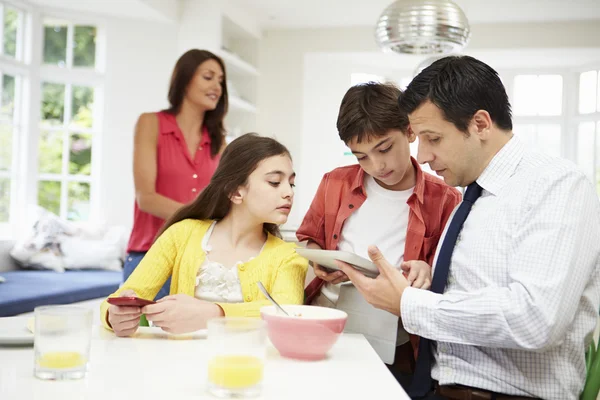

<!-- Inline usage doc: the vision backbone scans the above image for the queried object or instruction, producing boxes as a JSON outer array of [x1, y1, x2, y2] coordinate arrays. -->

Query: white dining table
[[0, 316, 410, 400]]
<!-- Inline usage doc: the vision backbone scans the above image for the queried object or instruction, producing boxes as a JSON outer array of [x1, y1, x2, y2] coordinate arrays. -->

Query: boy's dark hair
[[336, 82, 409, 144], [398, 55, 513, 133]]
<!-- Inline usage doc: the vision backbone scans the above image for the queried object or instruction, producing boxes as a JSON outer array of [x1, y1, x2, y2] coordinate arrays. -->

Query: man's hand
[[335, 246, 410, 316]]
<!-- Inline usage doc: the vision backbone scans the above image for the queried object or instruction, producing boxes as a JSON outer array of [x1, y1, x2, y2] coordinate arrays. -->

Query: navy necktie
[[408, 182, 483, 398]]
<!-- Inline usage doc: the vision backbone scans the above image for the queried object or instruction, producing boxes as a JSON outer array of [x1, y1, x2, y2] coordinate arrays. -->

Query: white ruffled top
[[194, 221, 264, 303]]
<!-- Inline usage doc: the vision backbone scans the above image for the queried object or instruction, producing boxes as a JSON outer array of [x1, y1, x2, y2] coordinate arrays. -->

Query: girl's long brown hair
[[164, 49, 228, 157], [157, 133, 291, 239]]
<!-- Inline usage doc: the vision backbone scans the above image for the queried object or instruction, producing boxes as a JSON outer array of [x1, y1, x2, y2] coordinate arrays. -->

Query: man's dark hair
[[337, 82, 409, 143], [398, 55, 512, 133]]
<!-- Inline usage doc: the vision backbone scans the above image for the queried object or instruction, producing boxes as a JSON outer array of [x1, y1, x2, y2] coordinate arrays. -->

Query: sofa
[[0, 240, 121, 317]]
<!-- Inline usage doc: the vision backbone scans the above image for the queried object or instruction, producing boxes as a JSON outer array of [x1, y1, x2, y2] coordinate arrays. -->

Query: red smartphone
[[107, 296, 156, 307]]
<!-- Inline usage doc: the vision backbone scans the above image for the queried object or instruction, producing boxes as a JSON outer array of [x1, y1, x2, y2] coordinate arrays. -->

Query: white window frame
[[0, 0, 29, 238], [572, 63, 600, 195], [36, 10, 105, 224], [499, 67, 574, 160], [0, 1, 106, 239]]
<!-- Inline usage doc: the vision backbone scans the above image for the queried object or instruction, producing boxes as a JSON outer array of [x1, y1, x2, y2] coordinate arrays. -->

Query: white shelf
[[229, 95, 257, 113], [217, 50, 259, 77]]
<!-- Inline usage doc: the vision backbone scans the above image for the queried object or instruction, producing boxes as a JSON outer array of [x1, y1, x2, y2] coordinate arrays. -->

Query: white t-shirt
[[321, 175, 413, 304]]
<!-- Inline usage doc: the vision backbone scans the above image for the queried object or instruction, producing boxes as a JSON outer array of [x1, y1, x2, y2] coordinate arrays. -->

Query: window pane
[[43, 22, 67, 66], [536, 124, 562, 157], [71, 86, 94, 128], [537, 75, 562, 116], [513, 75, 562, 116], [0, 178, 9, 222], [41, 82, 65, 126], [579, 71, 598, 114], [1, 74, 15, 119], [597, 74, 600, 113], [513, 75, 538, 116], [38, 131, 63, 174], [514, 124, 561, 157], [0, 124, 12, 171], [577, 122, 596, 182], [38, 180, 61, 215], [514, 124, 537, 149], [69, 133, 92, 175], [597, 122, 600, 195], [73, 26, 96, 67], [3, 8, 18, 58], [67, 182, 90, 221]]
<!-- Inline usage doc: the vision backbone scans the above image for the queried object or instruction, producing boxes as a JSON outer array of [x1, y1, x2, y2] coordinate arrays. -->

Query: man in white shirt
[[338, 55, 600, 400]]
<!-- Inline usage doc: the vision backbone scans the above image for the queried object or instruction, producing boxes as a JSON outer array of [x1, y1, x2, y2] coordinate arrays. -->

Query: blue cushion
[[0, 270, 121, 317]]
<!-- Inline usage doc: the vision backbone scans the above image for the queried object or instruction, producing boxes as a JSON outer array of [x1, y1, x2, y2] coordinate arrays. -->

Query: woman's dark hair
[[157, 133, 291, 239], [398, 55, 513, 133], [164, 49, 228, 156]]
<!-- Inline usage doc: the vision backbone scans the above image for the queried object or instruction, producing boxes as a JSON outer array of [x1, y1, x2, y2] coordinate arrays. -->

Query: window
[[577, 70, 600, 195], [38, 82, 95, 220], [0, 5, 104, 236], [1, 3, 23, 60], [512, 123, 562, 158], [513, 75, 563, 116], [0, 3, 24, 227], [0, 71, 19, 223], [509, 74, 564, 157], [38, 18, 99, 221], [578, 70, 600, 114], [43, 18, 96, 68]]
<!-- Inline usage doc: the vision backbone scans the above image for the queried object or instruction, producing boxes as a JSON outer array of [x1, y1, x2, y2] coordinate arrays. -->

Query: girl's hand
[[142, 294, 224, 334], [107, 290, 142, 337]]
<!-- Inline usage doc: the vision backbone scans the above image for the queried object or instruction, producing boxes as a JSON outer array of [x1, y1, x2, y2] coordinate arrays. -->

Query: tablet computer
[[295, 248, 379, 278]]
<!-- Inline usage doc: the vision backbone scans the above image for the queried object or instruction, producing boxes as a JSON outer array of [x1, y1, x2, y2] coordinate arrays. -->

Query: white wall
[[100, 0, 257, 230], [258, 21, 600, 229], [99, 17, 178, 229]]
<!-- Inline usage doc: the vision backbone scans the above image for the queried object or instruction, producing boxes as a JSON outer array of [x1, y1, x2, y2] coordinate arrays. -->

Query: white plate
[[131, 326, 207, 340], [295, 248, 379, 278], [0, 317, 34, 346]]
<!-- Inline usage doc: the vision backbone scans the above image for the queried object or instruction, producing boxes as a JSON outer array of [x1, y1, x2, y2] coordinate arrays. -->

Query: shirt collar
[[350, 156, 426, 202], [477, 135, 524, 196], [160, 112, 211, 146]]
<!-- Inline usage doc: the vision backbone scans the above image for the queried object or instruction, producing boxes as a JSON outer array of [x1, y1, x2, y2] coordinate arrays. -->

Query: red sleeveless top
[[127, 111, 220, 252]]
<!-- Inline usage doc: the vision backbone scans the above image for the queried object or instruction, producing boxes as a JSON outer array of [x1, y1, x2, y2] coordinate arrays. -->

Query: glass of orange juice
[[33, 306, 93, 380], [206, 317, 266, 398]]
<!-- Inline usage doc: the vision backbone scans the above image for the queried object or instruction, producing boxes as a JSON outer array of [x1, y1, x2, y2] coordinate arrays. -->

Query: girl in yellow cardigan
[[103, 133, 308, 336]]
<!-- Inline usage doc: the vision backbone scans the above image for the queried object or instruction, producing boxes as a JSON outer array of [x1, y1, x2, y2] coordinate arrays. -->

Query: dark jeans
[[123, 251, 171, 301]]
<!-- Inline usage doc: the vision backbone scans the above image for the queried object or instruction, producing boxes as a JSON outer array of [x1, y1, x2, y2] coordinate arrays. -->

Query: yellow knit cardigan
[[101, 219, 308, 329]]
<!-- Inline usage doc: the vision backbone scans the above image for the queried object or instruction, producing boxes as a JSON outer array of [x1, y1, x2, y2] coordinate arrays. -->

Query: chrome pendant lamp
[[375, 0, 471, 55]]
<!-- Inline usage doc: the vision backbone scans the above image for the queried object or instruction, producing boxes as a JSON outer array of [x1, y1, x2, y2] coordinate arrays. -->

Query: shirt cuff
[[401, 287, 442, 338]]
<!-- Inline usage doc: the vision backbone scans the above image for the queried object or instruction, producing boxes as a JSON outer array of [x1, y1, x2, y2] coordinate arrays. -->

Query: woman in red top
[[124, 49, 228, 300]]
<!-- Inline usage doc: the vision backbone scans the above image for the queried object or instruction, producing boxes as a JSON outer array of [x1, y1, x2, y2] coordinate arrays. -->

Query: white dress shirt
[[401, 135, 600, 400]]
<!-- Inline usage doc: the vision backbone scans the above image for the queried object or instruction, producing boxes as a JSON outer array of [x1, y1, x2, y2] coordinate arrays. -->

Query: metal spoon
[[257, 281, 289, 316]]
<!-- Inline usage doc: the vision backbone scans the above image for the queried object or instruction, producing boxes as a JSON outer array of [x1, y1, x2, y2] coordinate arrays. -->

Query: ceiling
[[228, 0, 600, 29], [21, 0, 600, 28], [24, 0, 175, 22]]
